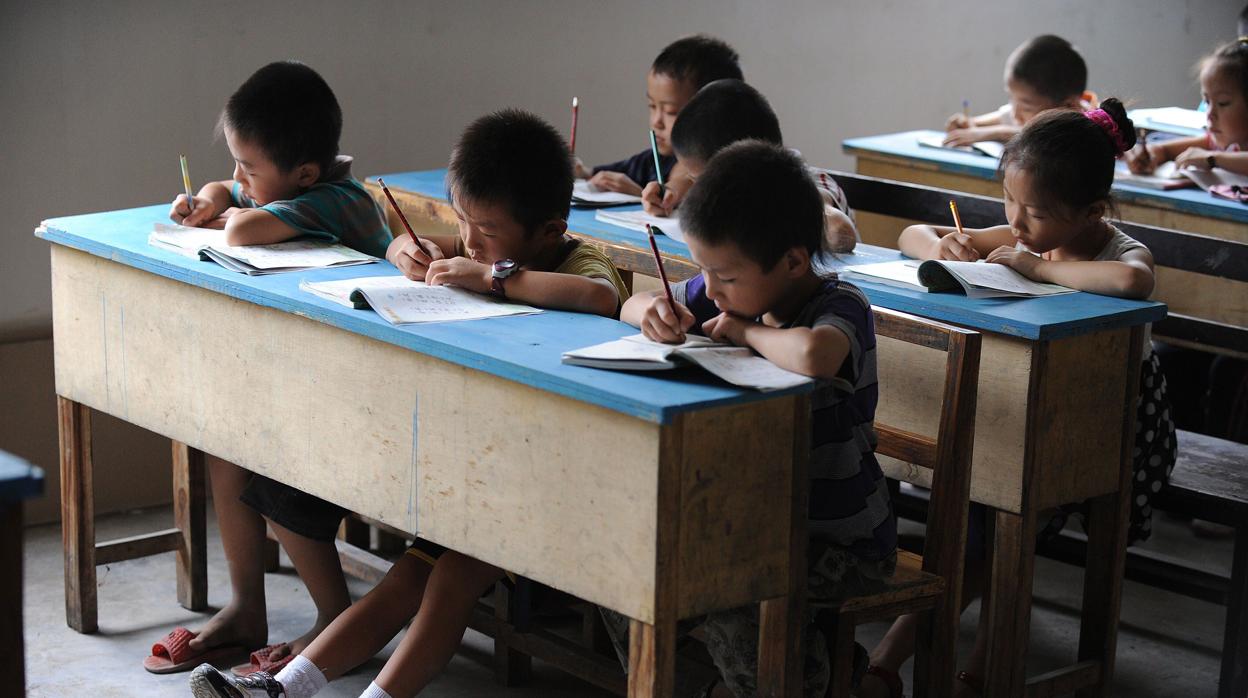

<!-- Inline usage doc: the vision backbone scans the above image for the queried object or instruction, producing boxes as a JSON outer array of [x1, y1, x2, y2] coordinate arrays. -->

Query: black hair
[[1239, 4, 1248, 37], [670, 79, 782, 165], [1006, 35, 1088, 103], [447, 108, 573, 235], [679, 141, 823, 269], [1202, 38, 1248, 103], [651, 34, 743, 89], [999, 98, 1135, 218], [220, 61, 341, 172]]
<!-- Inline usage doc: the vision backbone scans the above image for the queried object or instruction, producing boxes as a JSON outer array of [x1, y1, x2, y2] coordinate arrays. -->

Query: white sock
[[274, 654, 328, 698], [358, 681, 393, 698]]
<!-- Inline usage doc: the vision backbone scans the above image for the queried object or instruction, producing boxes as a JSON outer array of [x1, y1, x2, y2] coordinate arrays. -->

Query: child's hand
[[638, 295, 695, 343], [1125, 143, 1158, 174], [588, 171, 643, 196], [945, 113, 971, 131], [702, 312, 751, 347], [641, 181, 680, 216], [824, 208, 857, 253], [170, 195, 215, 227], [426, 256, 492, 293], [986, 245, 1041, 278], [573, 158, 590, 180], [943, 127, 989, 147], [932, 232, 980, 262], [1174, 147, 1215, 171], [388, 235, 445, 281]]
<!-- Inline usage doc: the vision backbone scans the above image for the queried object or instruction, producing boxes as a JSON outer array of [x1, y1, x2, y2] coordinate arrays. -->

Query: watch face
[[493, 259, 517, 277]]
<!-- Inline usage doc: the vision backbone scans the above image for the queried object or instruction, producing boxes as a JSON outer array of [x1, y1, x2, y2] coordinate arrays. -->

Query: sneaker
[[189, 663, 285, 697]]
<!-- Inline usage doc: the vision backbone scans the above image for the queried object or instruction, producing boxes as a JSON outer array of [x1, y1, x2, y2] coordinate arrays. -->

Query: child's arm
[[946, 109, 1005, 131], [170, 180, 234, 227], [944, 123, 1021, 146], [1175, 147, 1248, 176], [426, 258, 620, 317], [985, 246, 1155, 299], [898, 223, 1015, 262], [622, 291, 696, 343], [825, 207, 857, 253], [588, 171, 643, 196], [223, 209, 303, 246], [1124, 135, 1205, 174], [703, 315, 850, 380]]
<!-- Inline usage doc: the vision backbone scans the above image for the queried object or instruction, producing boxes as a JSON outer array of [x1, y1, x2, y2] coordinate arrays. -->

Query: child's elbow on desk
[[224, 209, 297, 247]]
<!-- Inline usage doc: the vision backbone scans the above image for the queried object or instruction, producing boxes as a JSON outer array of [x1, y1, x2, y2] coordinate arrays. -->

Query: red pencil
[[645, 224, 677, 316], [375, 176, 426, 250], [570, 97, 580, 155]]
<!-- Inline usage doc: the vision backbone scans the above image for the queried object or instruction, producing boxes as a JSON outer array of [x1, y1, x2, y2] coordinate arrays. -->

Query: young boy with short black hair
[[146, 60, 390, 678], [944, 34, 1094, 146], [578, 34, 743, 197], [190, 108, 629, 698], [616, 141, 895, 697], [643, 78, 858, 252]]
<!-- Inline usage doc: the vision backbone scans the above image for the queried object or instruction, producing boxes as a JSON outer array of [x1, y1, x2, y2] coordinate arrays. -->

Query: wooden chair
[[822, 307, 981, 698]]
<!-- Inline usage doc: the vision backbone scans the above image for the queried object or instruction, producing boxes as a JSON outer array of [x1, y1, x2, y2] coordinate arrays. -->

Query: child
[[145, 61, 391, 677], [190, 108, 630, 698], [640, 78, 859, 252], [577, 34, 743, 197], [1126, 38, 1248, 177], [944, 35, 1094, 147], [863, 99, 1175, 698], [614, 141, 896, 697]]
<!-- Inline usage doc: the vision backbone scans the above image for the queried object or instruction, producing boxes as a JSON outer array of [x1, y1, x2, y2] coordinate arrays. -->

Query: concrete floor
[[22, 505, 1230, 697]]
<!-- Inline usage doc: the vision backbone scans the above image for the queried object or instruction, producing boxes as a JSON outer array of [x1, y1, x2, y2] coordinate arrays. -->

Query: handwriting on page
[[681, 347, 811, 391], [360, 284, 540, 324]]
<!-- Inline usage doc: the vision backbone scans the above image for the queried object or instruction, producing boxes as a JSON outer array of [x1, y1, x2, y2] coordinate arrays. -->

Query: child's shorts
[[239, 475, 348, 543]]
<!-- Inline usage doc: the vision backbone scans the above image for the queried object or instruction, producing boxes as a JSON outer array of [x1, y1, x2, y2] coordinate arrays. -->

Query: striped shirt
[[673, 274, 896, 561], [231, 155, 392, 258]]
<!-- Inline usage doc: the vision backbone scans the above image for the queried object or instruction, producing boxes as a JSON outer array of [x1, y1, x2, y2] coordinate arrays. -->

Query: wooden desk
[[1, 451, 45, 697], [372, 169, 1167, 696], [39, 206, 815, 697]]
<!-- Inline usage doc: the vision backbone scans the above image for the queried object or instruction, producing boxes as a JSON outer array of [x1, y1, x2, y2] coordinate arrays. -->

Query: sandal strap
[[866, 665, 905, 698]]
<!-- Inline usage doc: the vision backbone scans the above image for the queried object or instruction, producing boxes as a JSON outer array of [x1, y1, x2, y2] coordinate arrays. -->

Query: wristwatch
[[490, 259, 518, 298]]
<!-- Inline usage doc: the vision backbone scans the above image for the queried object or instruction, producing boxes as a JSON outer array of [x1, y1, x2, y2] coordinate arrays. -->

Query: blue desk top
[[0, 451, 44, 502], [38, 206, 814, 425], [842, 130, 1248, 225], [373, 170, 1166, 342]]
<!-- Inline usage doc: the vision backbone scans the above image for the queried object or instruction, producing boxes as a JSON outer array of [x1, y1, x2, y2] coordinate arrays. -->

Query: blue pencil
[[649, 130, 666, 198]]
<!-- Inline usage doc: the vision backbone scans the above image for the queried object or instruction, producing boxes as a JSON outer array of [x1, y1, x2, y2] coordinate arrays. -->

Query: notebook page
[[939, 260, 1075, 297], [356, 283, 541, 324], [594, 210, 685, 242], [573, 180, 643, 204], [679, 347, 812, 391]]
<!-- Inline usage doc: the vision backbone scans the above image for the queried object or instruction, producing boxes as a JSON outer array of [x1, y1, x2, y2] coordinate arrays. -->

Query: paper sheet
[[572, 180, 643, 205], [680, 347, 812, 391], [353, 280, 540, 325], [594, 209, 685, 242]]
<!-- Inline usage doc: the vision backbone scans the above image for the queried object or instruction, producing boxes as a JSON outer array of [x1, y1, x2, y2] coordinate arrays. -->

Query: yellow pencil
[[949, 200, 966, 236], [180, 155, 194, 217]]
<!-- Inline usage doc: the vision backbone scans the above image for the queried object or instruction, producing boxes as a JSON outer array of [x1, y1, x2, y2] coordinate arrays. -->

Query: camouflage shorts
[[600, 540, 896, 697]]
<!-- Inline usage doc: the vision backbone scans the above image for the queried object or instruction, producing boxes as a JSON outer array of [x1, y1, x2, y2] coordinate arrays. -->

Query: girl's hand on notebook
[[588, 171, 644, 197], [638, 295, 695, 344], [986, 245, 1041, 277], [1174, 146, 1215, 171], [426, 257, 491, 294], [702, 312, 751, 347], [1125, 143, 1159, 174], [934, 232, 980, 262]]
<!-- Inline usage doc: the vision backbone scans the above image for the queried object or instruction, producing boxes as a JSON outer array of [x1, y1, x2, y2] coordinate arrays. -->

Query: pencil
[[649, 130, 666, 198], [962, 99, 970, 123], [376, 177, 426, 258], [949, 200, 966, 236], [645, 223, 677, 317], [570, 97, 580, 155], [179, 155, 194, 219]]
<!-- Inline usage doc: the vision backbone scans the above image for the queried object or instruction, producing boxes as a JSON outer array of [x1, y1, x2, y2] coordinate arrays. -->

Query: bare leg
[[262, 521, 353, 660], [188, 456, 268, 653], [375, 551, 502, 697], [300, 553, 433, 681]]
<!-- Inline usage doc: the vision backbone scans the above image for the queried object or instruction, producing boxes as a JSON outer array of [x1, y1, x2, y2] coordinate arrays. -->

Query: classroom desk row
[[369, 169, 1164, 696], [42, 180, 1163, 696]]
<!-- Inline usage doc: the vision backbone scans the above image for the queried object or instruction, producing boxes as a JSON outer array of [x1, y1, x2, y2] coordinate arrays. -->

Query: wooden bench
[[828, 171, 1248, 698]]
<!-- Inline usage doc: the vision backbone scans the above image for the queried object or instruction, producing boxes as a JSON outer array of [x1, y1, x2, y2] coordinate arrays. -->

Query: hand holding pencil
[[639, 223, 694, 343]]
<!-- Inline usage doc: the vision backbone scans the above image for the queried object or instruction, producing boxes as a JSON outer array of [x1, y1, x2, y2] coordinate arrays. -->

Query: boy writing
[[190, 108, 630, 698], [146, 60, 391, 676]]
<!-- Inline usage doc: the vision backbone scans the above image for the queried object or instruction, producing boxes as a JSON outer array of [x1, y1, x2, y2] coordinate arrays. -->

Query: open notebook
[[149, 223, 376, 275], [1114, 161, 1197, 191], [572, 180, 643, 207], [300, 275, 541, 325], [594, 210, 685, 241], [843, 259, 1075, 299], [562, 333, 811, 391], [917, 134, 1005, 159]]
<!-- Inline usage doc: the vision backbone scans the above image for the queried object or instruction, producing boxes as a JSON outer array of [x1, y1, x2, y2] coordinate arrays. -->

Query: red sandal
[[230, 642, 295, 677], [142, 626, 248, 675]]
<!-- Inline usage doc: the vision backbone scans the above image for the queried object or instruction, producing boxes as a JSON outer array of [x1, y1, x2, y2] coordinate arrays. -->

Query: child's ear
[[539, 218, 568, 240], [294, 162, 322, 188], [784, 246, 811, 277], [1085, 200, 1107, 224]]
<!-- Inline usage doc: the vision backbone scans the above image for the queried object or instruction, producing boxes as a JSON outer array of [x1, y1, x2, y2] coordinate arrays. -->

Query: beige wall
[[1, 1, 1236, 521]]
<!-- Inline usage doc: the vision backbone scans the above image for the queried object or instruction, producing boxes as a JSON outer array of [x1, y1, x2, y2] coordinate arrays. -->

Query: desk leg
[[628, 617, 675, 698], [58, 396, 96, 633], [1219, 528, 1248, 698], [984, 509, 1036, 696], [1, 501, 25, 696], [172, 442, 207, 611]]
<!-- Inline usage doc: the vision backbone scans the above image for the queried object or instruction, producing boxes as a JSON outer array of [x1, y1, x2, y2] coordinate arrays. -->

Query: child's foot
[[857, 666, 904, 698], [189, 604, 269, 655], [234, 614, 337, 675], [190, 664, 284, 697], [955, 670, 984, 697]]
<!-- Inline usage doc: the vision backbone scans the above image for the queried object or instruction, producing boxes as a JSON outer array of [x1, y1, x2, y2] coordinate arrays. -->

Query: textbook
[[842, 259, 1076, 299], [1180, 166, 1248, 193], [594, 209, 685, 241], [572, 180, 643, 207], [562, 333, 811, 391], [149, 223, 376, 275], [1114, 161, 1197, 191], [1129, 107, 1207, 135], [299, 275, 541, 325], [917, 134, 1005, 159]]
